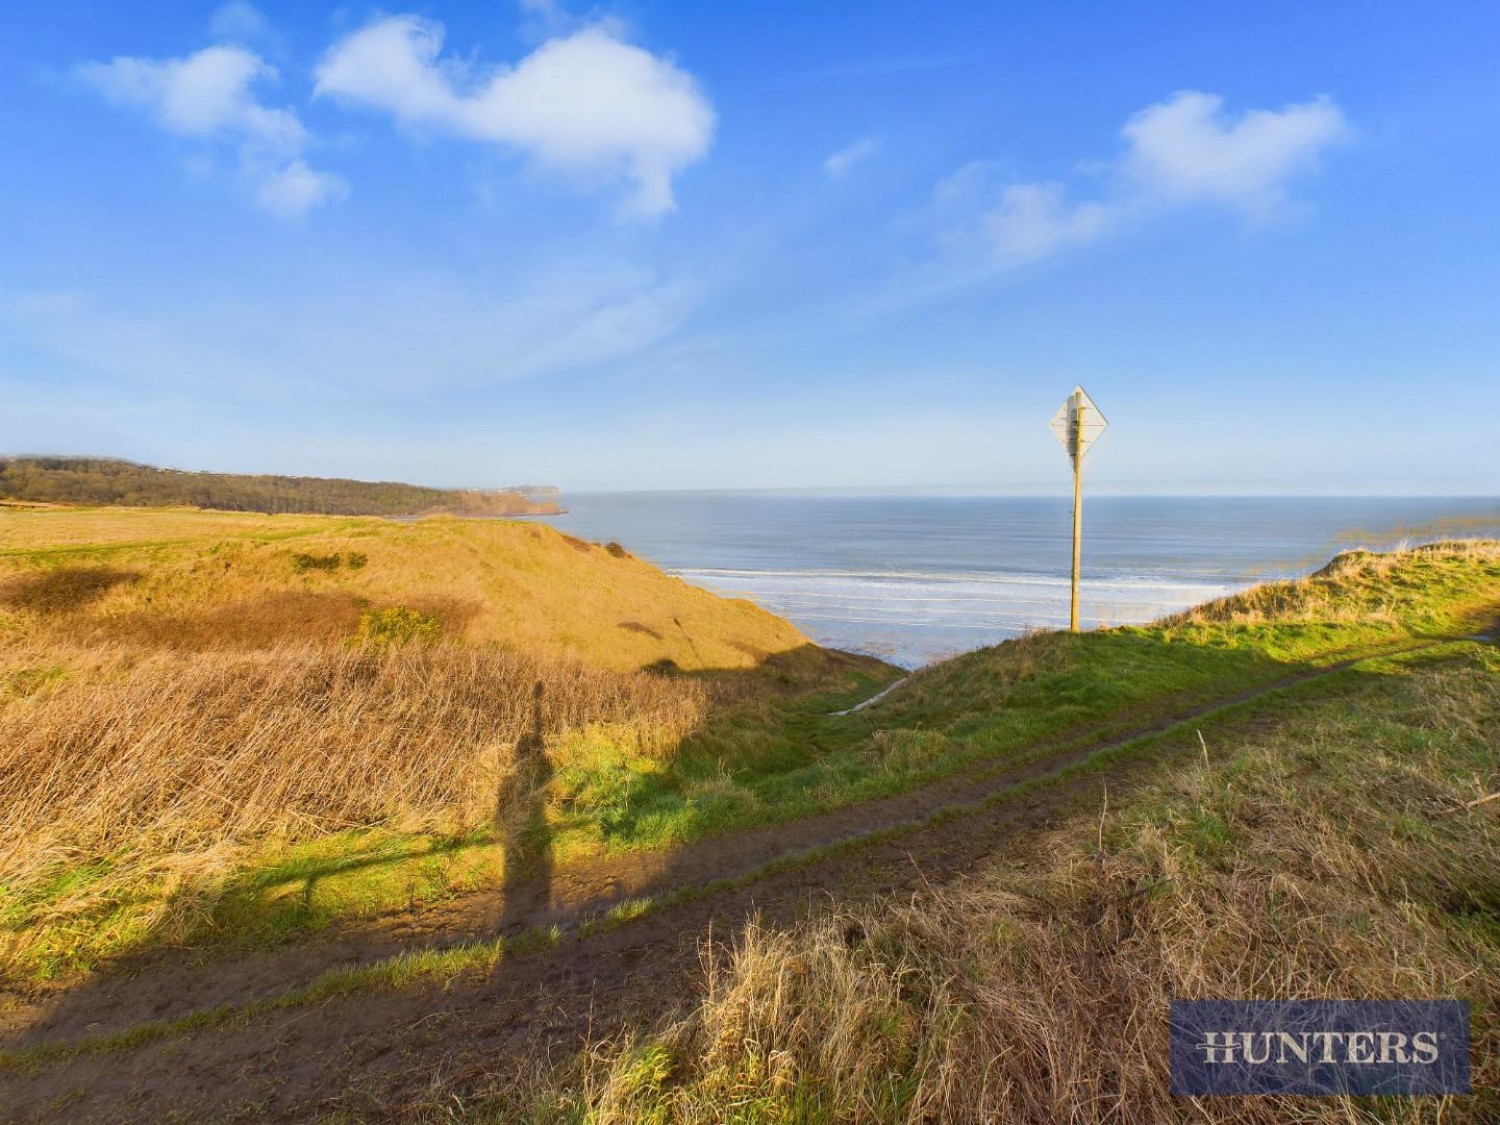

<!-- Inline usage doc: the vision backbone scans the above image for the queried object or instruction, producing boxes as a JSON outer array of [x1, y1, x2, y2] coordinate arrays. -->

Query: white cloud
[[980, 182, 1117, 266], [3, 255, 704, 402], [314, 16, 714, 217], [1120, 91, 1348, 216], [78, 45, 343, 218], [518, 0, 570, 33], [208, 1, 271, 45], [931, 90, 1347, 275], [824, 138, 878, 178], [256, 159, 349, 218], [927, 163, 1118, 276], [80, 46, 292, 141]]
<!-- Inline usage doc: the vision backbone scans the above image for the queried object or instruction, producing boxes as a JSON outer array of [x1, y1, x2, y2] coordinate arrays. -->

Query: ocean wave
[[677, 566, 1249, 589], [675, 565, 1242, 664]]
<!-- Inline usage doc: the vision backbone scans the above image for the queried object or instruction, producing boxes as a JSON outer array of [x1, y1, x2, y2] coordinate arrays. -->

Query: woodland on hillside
[[0, 457, 560, 517]]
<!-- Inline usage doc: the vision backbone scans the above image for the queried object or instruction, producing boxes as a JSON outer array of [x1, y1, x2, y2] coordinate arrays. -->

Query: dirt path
[[0, 729, 1230, 1123], [2, 634, 1467, 1122], [828, 673, 911, 714], [1, 642, 1423, 1053]]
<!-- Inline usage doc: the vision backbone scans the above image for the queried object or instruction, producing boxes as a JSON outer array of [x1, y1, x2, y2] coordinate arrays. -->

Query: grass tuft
[[356, 605, 443, 647]]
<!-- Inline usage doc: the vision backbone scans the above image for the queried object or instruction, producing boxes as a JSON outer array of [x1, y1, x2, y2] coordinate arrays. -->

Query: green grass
[[0, 831, 498, 981], [8, 639, 1488, 1080], [356, 605, 443, 646], [7, 640, 1486, 1073], [208, 829, 498, 946], [0, 662, 887, 986], [485, 642, 1500, 1124], [531, 546, 1498, 854], [5, 545, 1495, 989]]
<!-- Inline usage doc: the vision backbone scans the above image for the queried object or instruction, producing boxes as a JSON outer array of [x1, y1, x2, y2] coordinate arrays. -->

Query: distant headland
[[0, 456, 562, 518]]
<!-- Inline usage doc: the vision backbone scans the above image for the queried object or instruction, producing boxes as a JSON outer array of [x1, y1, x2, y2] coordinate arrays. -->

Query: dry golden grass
[[73, 590, 370, 649], [0, 505, 337, 547], [0, 644, 705, 894], [498, 649, 1500, 1123], [0, 566, 140, 613], [0, 506, 810, 672], [0, 506, 828, 973]]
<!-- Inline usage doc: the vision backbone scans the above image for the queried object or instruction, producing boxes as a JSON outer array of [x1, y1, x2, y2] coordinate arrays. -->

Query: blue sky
[[2, 1, 1497, 494]]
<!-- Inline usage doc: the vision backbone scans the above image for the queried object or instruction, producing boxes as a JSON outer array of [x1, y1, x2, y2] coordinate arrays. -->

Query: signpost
[[1050, 386, 1108, 632]]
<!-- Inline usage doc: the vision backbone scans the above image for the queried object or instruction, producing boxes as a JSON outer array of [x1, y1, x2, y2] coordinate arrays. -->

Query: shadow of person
[[496, 680, 554, 933]]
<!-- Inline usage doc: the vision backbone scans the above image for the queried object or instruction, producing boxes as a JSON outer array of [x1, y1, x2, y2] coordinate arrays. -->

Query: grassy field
[[590, 540, 1500, 856], [493, 638, 1499, 1123], [0, 505, 814, 670], [0, 506, 890, 986], [0, 521, 1495, 1120], [1, 520, 1495, 992]]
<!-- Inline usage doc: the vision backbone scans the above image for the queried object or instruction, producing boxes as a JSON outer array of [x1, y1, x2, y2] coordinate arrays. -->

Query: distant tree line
[[0, 457, 562, 518]]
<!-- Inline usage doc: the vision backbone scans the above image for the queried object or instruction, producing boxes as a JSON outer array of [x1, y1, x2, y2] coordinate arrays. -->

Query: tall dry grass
[[1168, 540, 1500, 629], [498, 651, 1499, 1124], [0, 643, 705, 896], [0, 507, 815, 672]]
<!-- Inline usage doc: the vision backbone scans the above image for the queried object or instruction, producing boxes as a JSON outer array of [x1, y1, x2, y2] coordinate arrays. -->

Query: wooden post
[[1070, 390, 1083, 633]]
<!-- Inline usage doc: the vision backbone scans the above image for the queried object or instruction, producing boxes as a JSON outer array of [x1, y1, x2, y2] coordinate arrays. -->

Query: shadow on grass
[[7, 641, 1473, 1063], [0, 646, 891, 1031], [204, 832, 499, 947], [14, 617, 1490, 1057], [0, 566, 140, 613], [497, 681, 555, 930]]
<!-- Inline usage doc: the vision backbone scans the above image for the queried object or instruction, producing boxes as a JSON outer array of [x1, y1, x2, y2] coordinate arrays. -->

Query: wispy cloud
[[1120, 91, 1347, 217], [2, 257, 705, 400], [824, 138, 878, 178], [314, 16, 714, 218], [76, 41, 344, 218], [930, 90, 1348, 277], [208, 2, 271, 46], [255, 159, 346, 219], [517, 0, 575, 38], [968, 180, 1115, 267]]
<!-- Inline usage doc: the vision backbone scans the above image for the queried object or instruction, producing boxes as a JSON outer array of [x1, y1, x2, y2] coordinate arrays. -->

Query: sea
[[541, 494, 1500, 668]]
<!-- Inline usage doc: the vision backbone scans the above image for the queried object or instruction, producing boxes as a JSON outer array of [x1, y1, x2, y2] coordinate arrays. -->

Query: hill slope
[[0, 456, 559, 517], [0, 505, 804, 671], [0, 505, 889, 989], [518, 634, 1500, 1123], [0, 542, 1495, 1121]]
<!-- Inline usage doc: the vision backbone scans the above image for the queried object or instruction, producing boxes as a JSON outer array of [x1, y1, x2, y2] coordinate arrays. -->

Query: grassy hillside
[[0, 507, 890, 986], [510, 639, 1499, 1123], [0, 506, 810, 671], [376, 541, 1496, 1123], [0, 456, 560, 517], [0, 540, 1494, 1120]]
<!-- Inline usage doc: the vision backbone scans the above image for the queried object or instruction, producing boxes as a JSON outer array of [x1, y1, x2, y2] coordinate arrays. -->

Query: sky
[[1, 1, 1497, 495]]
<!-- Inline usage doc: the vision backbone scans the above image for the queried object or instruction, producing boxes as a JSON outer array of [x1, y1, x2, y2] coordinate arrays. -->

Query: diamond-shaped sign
[[1050, 385, 1108, 462]]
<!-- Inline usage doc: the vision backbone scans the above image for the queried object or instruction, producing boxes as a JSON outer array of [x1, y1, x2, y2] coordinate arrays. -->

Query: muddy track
[[4, 768, 1124, 1123], [1, 638, 1433, 1054], [1, 638, 1473, 1122], [0, 635, 1465, 1068]]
